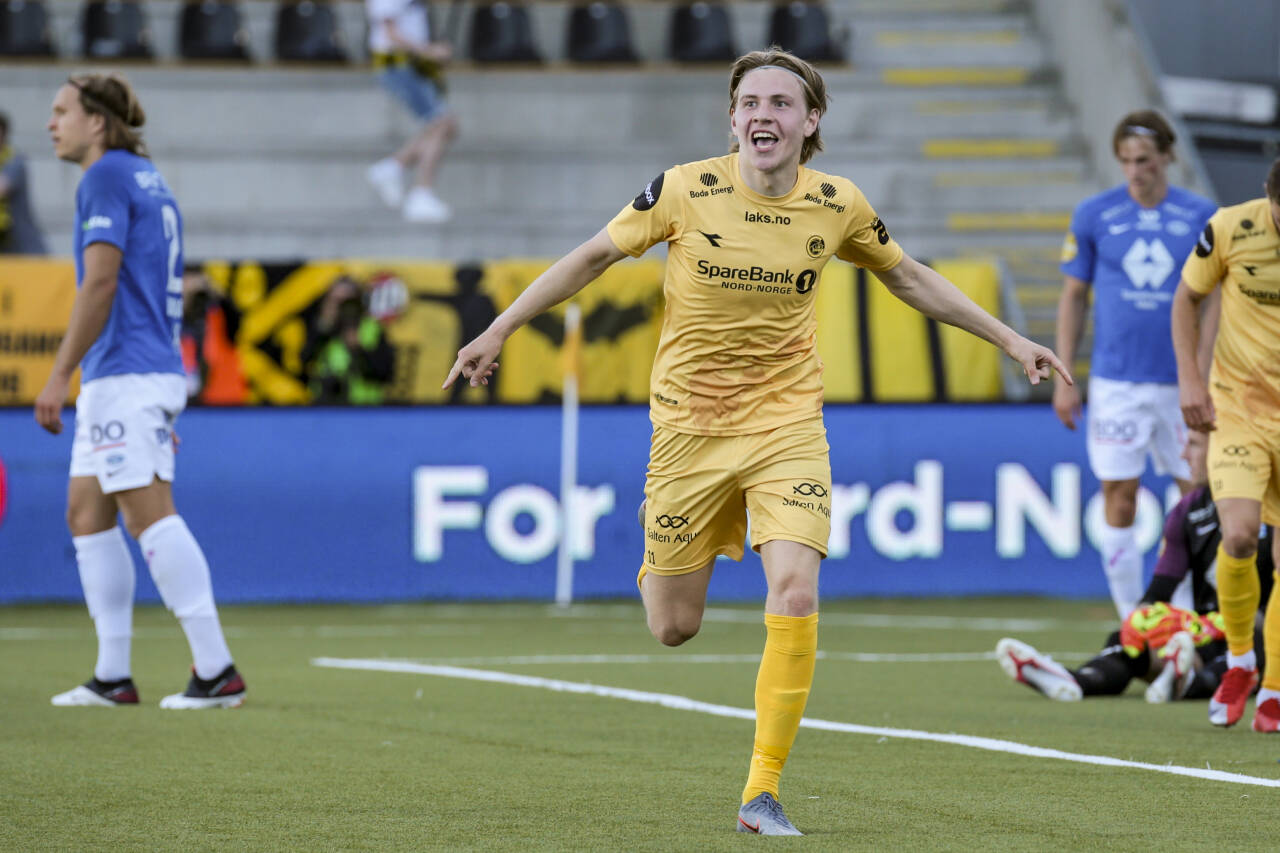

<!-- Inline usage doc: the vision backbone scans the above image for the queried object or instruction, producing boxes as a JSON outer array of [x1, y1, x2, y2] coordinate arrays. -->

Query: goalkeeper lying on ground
[[997, 432, 1273, 703]]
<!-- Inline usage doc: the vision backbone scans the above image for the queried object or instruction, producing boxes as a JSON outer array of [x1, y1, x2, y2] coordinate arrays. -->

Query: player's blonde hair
[[67, 72, 148, 157], [728, 48, 829, 165]]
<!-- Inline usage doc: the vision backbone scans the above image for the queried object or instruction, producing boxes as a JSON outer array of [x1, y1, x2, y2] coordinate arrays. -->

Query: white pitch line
[[312, 656, 1280, 790], [374, 651, 1093, 666]]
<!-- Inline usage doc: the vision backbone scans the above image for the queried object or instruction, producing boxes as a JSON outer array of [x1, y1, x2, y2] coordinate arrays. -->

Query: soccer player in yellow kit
[[1172, 157, 1280, 732], [445, 49, 1069, 834]]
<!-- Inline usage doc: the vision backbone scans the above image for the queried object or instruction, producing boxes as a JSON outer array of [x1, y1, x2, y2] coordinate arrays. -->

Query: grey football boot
[[736, 792, 803, 836]]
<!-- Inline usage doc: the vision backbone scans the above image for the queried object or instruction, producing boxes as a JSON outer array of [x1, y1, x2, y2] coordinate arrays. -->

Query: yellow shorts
[[1208, 412, 1280, 526], [640, 416, 831, 579]]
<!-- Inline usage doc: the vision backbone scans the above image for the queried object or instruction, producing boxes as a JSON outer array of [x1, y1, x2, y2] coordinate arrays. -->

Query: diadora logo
[[819, 182, 837, 199], [82, 215, 112, 231], [806, 235, 825, 258], [1244, 264, 1258, 276], [654, 513, 689, 529], [793, 482, 828, 497], [699, 172, 718, 187], [699, 231, 723, 247], [1121, 238, 1174, 288]]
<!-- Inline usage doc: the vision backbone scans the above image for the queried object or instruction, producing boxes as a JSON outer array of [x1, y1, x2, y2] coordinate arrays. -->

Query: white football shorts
[[1085, 375, 1190, 482], [70, 373, 187, 494]]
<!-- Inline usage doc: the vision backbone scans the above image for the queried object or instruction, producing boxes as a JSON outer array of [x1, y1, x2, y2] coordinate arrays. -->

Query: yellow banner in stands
[[0, 255, 1004, 406], [0, 257, 79, 405]]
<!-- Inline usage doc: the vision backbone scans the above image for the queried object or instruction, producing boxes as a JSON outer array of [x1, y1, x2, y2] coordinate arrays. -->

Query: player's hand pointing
[[444, 330, 502, 389], [1007, 336, 1072, 387]]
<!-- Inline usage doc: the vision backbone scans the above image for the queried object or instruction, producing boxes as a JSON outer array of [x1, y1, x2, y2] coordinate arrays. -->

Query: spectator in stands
[[181, 269, 249, 405], [0, 111, 49, 255], [364, 0, 459, 224], [303, 274, 396, 404], [445, 48, 1070, 836], [1054, 110, 1217, 620]]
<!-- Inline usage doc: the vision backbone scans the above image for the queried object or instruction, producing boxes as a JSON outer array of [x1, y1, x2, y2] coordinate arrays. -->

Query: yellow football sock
[[1216, 545, 1260, 657], [1264, 571, 1280, 692], [742, 612, 818, 805]]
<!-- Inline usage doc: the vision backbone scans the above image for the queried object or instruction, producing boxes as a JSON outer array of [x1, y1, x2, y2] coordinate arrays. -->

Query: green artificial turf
[[3, 598, 1278, 851]]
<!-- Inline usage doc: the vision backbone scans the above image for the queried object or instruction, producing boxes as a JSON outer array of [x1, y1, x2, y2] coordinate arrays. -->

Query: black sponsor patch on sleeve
[[1195, 222, 1214, 258], [631, 172, 665, 211], [871, 217, 890, 245]]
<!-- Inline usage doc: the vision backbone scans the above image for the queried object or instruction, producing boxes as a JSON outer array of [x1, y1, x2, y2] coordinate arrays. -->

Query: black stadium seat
[[567, 1, 637, 64], [0, 0, 56, 57], [81, 0, 153, 59], [669, 1, 734, 63], [468, 1, 541, 63], [768, 1, 841, 62], [179, 0, 249, 61], [275, 0, 346, 63]]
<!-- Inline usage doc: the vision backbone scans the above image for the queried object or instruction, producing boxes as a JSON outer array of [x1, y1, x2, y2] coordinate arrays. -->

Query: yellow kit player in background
[[1172, 157, 1280, 732], [445, 49, 1069, 835]]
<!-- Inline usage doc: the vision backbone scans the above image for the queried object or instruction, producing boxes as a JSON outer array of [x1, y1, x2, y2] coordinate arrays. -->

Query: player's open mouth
[[751, 131, 779, 152]]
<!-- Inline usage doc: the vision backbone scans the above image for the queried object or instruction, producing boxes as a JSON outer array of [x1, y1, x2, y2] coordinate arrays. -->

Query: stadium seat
[[669, 1, 734, 63], [767, 1, 841, 62], [567, 1, 637, 64], [81, 0, 152, 59], [178, 0, 249, 61], [468, 1, 541, 63], [0, 0, 55, 57], [275, 0, 346, 63]]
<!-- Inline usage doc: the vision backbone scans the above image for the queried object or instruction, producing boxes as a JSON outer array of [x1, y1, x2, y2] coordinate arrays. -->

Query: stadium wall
[[0, 405, 1182, 605]]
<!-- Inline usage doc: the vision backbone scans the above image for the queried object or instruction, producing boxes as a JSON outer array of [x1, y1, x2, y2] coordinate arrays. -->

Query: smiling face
[[1116, 135, 1170, 205], [730, 67, 819, 179], [47, 84, 102, 166]]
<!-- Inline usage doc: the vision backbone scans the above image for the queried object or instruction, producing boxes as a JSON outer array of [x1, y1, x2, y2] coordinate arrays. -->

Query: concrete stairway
[[6, 0, 1103, 367]]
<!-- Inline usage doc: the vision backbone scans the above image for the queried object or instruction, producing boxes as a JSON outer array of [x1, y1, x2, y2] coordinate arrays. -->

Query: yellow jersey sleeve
[[606, 168, 682, 258], [835, 184, 904, 272], [1181, 210, 1229, 295]]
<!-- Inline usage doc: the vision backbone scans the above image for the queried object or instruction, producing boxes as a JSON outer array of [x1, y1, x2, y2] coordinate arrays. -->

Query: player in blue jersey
[[1054, 110, 1218, 620], [33, 73, 245, 709]]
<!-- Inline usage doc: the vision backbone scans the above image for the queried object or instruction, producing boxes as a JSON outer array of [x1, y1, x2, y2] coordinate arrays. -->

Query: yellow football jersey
[[1181, 198, 1280, 429], [606, 153, 903, 435]]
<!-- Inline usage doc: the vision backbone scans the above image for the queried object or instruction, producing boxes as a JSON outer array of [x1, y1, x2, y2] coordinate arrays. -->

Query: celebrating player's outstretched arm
[[875, 255, 1072, 387], [443, 228, 625, 389]]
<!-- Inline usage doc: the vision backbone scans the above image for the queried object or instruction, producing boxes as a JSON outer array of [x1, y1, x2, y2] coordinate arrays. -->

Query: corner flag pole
[[555, 302, 582, 607]]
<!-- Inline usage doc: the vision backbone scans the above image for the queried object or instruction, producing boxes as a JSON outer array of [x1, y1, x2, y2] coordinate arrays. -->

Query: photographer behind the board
[[303, 275, 396, 404]]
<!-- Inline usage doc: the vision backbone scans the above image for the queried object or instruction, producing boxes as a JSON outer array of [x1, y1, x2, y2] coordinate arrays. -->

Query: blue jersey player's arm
[[1052, 203, 1096, 430], [33, 242, 124, 434]]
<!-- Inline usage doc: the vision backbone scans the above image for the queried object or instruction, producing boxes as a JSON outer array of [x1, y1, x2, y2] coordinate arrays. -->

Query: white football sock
[[1228, 650, 1257, 671], [1258, 687, 1280, 703], [73, 526, 136, 682], [139, 515, 233, 680], [1098, 521, 1142, 620]]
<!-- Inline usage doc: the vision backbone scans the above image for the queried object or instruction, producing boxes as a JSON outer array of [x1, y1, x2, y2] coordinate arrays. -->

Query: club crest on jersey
[[806, 235, 825, 258], [632, 173, 665, 211], [1060, 231, 1078, 263]]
